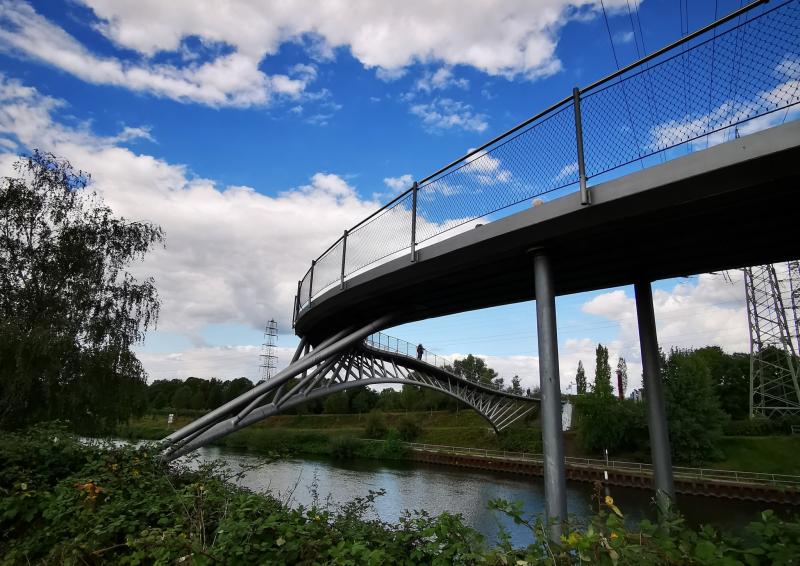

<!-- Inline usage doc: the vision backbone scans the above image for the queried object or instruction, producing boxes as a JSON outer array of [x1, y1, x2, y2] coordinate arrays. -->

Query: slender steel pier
[[534, 251, 567, 540], [635, 280, 675, 514]]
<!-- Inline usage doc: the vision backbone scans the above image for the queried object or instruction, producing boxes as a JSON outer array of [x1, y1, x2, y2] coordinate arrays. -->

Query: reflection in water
[[191, 446, 785, 548]]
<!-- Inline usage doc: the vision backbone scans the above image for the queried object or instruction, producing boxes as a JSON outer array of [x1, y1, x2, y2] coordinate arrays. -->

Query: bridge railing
[[295, 0, 800, 318], [390, 441, 800, 488], [365, 331, 449, 369]]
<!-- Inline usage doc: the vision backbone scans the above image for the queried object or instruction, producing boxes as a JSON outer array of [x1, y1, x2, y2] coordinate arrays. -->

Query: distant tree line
[[442, 354, 539, 397], [570, 343, 778, 465]]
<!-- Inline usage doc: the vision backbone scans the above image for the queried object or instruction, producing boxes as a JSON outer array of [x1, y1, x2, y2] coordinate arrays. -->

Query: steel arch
[[162, 335, 538, 461]]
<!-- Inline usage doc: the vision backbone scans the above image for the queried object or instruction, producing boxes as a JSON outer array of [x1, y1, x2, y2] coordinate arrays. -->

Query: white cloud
[[553, 161, 578, 184], [410, 98, 488, 133], [0, 1, 316, 108], [0, 74, 492, 379], [0, 74, 379, 339], [375, 67, 408, 82], [383, 174, 414, 194], [416, 67, 469, 93], [0, 0, 639, 107], [438, 337, 633, 395], [613, 30, 635, 44], [580, 273, 749, 392], [108, 125, 155, 144], [648, 60, 800, 151], [139, 345, 299, 381], [461, 149, 512, 185]]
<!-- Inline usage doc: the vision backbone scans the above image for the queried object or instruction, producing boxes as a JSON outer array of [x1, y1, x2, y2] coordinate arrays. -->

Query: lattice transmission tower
[[260, 319, 278, 381], [745, 262, 800, 418]]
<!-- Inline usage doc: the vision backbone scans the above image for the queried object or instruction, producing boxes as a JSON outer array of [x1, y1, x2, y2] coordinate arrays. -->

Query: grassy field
[[119, 409, 542, 453], [715, 436, 800, 475], [119, 411, 800, 475]]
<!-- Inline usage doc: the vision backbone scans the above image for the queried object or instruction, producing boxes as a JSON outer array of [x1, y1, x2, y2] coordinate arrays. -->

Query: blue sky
[[0, 0, 791, 393]]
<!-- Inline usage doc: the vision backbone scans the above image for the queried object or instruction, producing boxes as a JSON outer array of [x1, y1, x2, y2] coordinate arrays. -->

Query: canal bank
[[405, 443, 800, 505], [124, 413, 800, 504]]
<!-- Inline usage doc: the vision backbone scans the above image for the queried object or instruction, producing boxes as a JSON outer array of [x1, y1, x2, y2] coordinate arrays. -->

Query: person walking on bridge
[[417, 343, 424, 360]]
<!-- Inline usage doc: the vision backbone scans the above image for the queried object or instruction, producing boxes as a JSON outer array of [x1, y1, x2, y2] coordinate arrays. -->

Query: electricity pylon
[[259, 319, 278, 381], [744, 262, 800, 418]]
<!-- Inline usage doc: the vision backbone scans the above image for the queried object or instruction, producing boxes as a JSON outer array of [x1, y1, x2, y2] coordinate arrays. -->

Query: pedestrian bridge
[[292, 0, 799, 342], [162, 330, 537, 460], [164, 0, 799, 534]]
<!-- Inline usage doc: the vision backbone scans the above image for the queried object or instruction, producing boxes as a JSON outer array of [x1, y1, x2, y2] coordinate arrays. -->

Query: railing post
[[410, 181, 418, 262], [572, 87, 590, 206], [340, 230, 348, 290], [308, 260, 316, 303], [296, 280, 302, 312]]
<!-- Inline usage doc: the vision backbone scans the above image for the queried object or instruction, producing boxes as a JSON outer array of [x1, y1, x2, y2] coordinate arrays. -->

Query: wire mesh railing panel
[[298, 267, 312, 310], [295, 1, 800, 315], [344, 192, 414, 277], [416, 105, 577, 243], [366, 332, 448, 369], [311, 239, 344, 297], [582, 0, 800, 176]]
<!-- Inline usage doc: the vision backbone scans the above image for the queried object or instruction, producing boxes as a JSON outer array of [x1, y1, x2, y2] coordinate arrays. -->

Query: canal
[[190, 446, 784, 547]]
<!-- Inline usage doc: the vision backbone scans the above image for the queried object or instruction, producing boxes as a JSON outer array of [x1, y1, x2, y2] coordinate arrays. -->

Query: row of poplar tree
[[570, 344, 751, 465]]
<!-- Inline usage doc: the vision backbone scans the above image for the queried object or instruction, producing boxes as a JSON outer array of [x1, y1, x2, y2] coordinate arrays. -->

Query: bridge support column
[[533, 251, 567, 541], [634, 280, 674, 516]]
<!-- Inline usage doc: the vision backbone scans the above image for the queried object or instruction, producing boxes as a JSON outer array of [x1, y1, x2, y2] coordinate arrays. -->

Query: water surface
[[190, 446, 785, 547]]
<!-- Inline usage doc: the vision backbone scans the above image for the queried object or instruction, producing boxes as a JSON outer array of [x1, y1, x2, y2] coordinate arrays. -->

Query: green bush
[[572, 396, 648, 455], [0, 424, 485, 564], [220, 428, 328, 455], [330, 435, 362, 460], [3, 424, 800, 564], [397, 416, 422, 442], [723, 416, 800, 437], [490, 494, 800, 565], [380, 428, 408, 459], [724, 418, 778, 436], [364, 410, 388, 439], [496, 427, 542, 453], [664, 349, 727, 465]]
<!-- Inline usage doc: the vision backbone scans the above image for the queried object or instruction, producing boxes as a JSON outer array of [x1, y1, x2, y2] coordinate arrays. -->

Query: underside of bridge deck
[[296, 121, 800, 345]]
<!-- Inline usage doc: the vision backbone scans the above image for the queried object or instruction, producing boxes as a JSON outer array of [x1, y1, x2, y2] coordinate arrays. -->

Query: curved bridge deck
[[296, 121, 800, 343]]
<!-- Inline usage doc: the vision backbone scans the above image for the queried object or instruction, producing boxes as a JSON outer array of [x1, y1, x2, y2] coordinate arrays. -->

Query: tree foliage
[[663, 348, 727, 465], [691, 346, 750, 420], [0, 152, 163, 432], [592, 344, 613, 397], [616, 357, 628, 398], [573, 393, 648, 454], [444, 354, 498, 385], [574, 345, 732, 464], [575, 361, 587, 395]]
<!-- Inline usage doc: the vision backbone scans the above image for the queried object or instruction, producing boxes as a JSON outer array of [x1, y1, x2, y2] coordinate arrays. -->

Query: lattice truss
[[163, 339, 537, 460], [745, 262, 800, 418]]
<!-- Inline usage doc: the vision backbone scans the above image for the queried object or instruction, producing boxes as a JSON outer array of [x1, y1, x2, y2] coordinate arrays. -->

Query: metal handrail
[[365, 331, 448, 369], [294, 0, 792, 320], [363, 332, 540, 402], [371, 440, 800, 487]]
